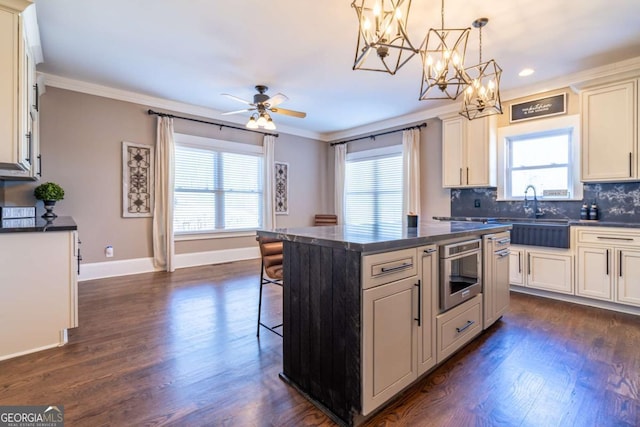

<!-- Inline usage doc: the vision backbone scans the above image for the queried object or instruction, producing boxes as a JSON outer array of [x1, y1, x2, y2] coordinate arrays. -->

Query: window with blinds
[[174, 140, 263, 234], [345, 146, 403, 225]]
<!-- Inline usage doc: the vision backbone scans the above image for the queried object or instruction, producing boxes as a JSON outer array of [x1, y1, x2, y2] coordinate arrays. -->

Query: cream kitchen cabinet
[[441, 114, 496, 188], [509, 245, 573, 294], [581, 79, 637, 182], [362, 244, 437, 415], [0, 0, 40, 180], [0, 229, 78, 361], [575, 227, 640, 307]]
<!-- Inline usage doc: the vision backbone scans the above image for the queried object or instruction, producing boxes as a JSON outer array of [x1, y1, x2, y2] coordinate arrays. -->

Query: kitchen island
[[0, 216, 79, 361], [258, 221, 511, 426]]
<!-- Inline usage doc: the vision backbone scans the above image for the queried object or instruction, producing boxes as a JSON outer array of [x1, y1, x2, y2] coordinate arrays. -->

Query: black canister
[[589, 202, 599, 221], [580, 203, 589, 220]]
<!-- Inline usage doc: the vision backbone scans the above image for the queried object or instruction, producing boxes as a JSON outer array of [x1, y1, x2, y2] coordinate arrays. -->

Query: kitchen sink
[[506, 220, 570, 248]]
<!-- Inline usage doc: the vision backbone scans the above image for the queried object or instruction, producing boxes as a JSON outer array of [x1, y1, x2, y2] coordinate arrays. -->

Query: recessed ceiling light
[[519, 68, 535, 77]]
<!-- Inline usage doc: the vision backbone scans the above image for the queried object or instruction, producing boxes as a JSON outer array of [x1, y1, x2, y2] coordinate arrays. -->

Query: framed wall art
[[510, 93, 567, 123], [275, 161, 289, 215], [122, 141, 154, 218]]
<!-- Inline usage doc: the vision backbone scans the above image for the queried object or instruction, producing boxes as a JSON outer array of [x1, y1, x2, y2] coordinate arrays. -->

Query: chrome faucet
[[524, 185, 543, 218]]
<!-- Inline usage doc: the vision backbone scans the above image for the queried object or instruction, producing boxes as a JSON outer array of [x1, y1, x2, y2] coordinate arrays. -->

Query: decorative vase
[[42, 200, 57, 219]]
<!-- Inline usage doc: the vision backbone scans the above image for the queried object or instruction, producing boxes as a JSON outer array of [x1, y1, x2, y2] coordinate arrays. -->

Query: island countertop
[[0, 216, 78, 233], [257, 220, 511, 253]]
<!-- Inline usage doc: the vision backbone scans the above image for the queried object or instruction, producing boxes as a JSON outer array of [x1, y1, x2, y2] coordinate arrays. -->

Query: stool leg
[[257, 267, 265, 337]]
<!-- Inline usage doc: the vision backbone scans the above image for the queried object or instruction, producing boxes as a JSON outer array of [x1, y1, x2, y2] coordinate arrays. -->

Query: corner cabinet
[[441, 114, 497, 188], [581, 79, 637, 182], [0, 0, 40, 180]]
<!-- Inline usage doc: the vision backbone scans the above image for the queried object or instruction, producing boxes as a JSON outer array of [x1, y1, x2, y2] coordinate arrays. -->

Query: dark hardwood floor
[[1, 259, 639, 426]]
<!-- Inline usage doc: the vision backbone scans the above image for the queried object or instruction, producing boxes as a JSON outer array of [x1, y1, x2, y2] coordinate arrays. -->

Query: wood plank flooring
[[1, 259, 639, 426]]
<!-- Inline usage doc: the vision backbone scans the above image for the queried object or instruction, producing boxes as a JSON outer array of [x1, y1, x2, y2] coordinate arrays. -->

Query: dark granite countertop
[[433, 216, 640, 228], [0, 216, 77, 233], [257, 221, 512, 253]]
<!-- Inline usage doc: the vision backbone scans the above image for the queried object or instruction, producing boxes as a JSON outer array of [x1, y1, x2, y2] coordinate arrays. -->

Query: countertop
[[257, 221, 512, 253], [433, 216, 640, 228], [0, 216, 77, 233]]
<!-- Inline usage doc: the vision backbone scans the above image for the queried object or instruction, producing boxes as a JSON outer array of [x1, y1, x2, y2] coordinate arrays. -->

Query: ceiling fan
[[221, 85, 307, 130]]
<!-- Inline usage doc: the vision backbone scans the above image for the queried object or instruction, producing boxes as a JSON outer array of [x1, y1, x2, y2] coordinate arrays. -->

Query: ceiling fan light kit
[[221, 85, 307, 130], [351, 0, 418, 75], [351, 0, 504, 119]]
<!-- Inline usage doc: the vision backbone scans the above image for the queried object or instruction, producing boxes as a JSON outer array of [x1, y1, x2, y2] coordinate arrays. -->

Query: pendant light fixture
[[460, 18, 503, 120], [246, 110, 276, 130], [418, 0, 470, 100], [351, 0, 418, 75]]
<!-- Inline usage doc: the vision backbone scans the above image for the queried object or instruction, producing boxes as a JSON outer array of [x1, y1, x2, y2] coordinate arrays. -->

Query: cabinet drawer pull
[[596, 236, 634, 242], [423, 248, 436, 254], [497, 238, 511, 245], [381, 263, 413, 273], [456, 320, 475, 333], [498, 250, 510, 258]]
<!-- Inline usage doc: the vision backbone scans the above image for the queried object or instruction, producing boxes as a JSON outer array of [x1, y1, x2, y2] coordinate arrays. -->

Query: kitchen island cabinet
[[258, 221, 510, 426], [0, 216, 79, 361]]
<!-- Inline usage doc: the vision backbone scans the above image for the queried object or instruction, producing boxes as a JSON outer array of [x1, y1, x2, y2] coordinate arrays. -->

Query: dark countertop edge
[[257, 223, 512, 253], [0, 216, 78, 233], [434, 216, 640, 228]]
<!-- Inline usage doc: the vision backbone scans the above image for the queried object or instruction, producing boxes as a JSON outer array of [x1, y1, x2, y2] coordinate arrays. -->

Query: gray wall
[[3, 87, 327, 263]]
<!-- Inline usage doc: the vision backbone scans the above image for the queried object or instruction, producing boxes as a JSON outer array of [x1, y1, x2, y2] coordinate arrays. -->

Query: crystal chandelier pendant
[[351, 0, 418, 75], [419, 27, 471, 100]]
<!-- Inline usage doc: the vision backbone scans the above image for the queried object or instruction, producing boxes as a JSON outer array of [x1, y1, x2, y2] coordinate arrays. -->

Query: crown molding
[[40, 73, 323, 141], [0, 0, 31, 13]]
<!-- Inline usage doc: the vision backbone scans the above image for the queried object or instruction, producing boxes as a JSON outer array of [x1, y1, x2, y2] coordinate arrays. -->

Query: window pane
[[511, 134, 569, 168], [345, 151, 402, 225], [510, 167, 569, 198], [174, 143, 263, 233]]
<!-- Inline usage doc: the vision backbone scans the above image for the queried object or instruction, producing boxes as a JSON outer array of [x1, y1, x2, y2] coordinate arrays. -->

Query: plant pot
[[42, 200, 58, 219]]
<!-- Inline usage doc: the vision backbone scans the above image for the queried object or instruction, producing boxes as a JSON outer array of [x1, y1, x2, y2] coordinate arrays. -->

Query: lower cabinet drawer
[[436, 294, 482, 363]]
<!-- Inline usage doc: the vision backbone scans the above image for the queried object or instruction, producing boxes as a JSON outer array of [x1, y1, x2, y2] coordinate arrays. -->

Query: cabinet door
[[616, 249, 640, 307], [362, 276, 418, 415], [493, 249, 511, 320], [442, 117, 465, 187], [0, 9, 20, 168], [576, 246, 613, 301], [418, 245, 437, 376], [509, 248, 524, 285], [466, 116, 496, 187], [526, 250, 573, 294], [581, 81, 636, 181]]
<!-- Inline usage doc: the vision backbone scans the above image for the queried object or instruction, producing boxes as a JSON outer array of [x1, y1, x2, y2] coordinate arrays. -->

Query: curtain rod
[[329, 122, 427, 146], [147, 109, 279, 138]]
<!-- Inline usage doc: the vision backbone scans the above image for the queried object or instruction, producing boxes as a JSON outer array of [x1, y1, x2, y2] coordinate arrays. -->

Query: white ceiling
[[34, 0, 640, 139]]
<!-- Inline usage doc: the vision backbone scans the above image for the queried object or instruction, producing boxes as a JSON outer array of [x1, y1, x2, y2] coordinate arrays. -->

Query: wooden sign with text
[[510, 93, 566, 123]]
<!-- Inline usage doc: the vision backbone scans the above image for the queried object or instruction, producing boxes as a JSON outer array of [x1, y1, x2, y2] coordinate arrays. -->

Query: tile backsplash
[[451, 183, 640, 223]]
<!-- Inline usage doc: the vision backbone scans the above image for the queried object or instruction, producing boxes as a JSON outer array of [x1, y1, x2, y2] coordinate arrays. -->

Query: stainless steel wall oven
[[440, 239, 482, 311]]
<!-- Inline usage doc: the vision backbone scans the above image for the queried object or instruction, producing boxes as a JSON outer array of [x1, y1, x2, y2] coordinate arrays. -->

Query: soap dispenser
[[589, 202, 599, 221], [580, 202, 589, 220]]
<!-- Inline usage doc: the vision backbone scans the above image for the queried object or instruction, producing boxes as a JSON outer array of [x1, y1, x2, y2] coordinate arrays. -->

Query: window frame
[[173, 133, 264, 240], [497, 114, 583, 201], [345, 144, 403, 226]]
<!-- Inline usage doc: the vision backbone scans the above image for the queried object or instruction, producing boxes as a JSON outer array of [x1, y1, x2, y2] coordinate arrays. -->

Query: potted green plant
[[34, 182, 65, 219]]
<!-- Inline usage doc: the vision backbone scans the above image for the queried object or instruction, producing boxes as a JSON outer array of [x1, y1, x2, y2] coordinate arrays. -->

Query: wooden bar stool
[[256, 236, 284, 337], [314, 214, 338, 226]]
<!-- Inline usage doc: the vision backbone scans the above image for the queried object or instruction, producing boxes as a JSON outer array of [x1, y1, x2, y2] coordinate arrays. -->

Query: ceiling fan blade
[[221, 93, 253, 105], [266, 93, 289, 108], [221, 108, 254, 115], [270, 107, 306, 118]]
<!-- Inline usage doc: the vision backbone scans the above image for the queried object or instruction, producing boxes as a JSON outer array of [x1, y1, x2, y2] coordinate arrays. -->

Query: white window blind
[[174, 143, 263, 233], [345, 147, 403, 225]]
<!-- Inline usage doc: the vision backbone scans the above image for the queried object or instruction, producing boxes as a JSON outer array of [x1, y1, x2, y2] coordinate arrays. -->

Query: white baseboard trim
[[510, 285, 640, 316], [79, 246, 260, 281]]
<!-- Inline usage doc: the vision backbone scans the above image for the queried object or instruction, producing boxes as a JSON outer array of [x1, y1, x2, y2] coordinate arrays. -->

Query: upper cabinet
[[581, 79, 637, 182], [0, 0, 41, 180], [441, 114, 497, 188]]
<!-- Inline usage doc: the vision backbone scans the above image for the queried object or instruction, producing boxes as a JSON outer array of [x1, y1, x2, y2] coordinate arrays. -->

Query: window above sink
[[497, 114, 583, 202]]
